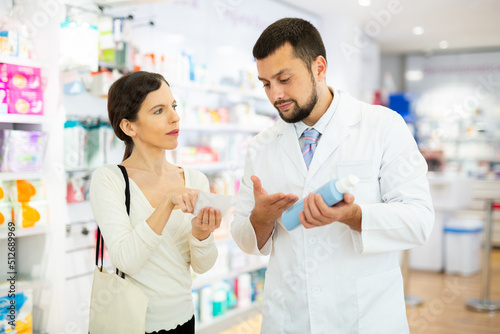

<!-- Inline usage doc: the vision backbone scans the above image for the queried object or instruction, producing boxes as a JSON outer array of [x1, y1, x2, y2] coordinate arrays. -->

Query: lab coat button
[[309, 237, 317, 244], [313, 286, 321, 294]]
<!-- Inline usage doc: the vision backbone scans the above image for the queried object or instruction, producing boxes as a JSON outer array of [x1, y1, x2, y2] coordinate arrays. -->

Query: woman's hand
[[168, 187, 199, 213], [192, 207, 222, 241]]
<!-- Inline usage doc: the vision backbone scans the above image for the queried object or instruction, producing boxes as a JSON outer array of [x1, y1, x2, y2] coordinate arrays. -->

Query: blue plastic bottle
[[281, 175, 359, 231]]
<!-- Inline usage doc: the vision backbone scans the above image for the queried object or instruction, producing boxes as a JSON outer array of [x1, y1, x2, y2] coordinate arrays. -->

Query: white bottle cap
[[335, 175, 359, 193]]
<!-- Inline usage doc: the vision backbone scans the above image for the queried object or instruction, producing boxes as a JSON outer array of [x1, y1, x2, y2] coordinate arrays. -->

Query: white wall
[[321, 14, 380, 102]]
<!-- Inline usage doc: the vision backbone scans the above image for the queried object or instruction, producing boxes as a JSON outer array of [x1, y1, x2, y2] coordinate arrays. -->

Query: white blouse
[[89, 165, 218, 332]]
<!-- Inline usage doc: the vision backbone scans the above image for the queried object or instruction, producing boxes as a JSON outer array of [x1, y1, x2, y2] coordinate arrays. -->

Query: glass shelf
[[0, 114, 45, 124]]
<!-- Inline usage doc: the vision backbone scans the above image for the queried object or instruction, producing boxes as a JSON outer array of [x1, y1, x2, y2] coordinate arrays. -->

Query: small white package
[[194, 191, 233, 217]]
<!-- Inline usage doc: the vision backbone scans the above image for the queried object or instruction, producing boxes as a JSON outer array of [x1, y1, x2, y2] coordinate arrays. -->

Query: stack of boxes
[[0, 179, 48, 231], [0, 63, 43, 116]]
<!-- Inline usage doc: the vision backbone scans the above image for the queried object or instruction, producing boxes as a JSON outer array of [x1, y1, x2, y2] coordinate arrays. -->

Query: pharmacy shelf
[[196, 301, 263, 334], [0, 114, 45, 124], [436, 137, 500, 143], [0, 226, 50, 240], [0, 55, 42, 68], [181, 162, 243, 173], [192, 261, 267, 290], [0, 172, 44, 180], [446, 158, 500, 163], [172, 82, 267, 100], [182, 123, 264, 133]]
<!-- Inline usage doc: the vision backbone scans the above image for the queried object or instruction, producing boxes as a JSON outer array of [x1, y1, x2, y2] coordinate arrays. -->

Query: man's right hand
[[249, 175, 298, 248]]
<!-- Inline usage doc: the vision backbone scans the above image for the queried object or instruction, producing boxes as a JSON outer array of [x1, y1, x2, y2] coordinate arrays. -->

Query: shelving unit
[[0, 114, 46, 124], [0, 3, 67, 333], [183, 162, 243, 173], [0, 55, 42, 68], [182, 123, 264, 134], [417, 116, 500, 245], [0, 226, 50, 239], [196, 302, 262, 334], [193, 261, 267, 290], [416, 116, 500, 173], [171, 82, 268, 101], [0, 172, 44, 181]]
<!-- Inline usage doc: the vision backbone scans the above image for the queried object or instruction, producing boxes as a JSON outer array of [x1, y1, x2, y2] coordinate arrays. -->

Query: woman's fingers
[[202, 207, 210, 224], [215, 209, 222, 229]]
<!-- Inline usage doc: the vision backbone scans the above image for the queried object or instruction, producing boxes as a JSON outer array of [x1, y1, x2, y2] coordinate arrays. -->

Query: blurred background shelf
[[0, 114, 46, 124], [196, 302, 262, 334]]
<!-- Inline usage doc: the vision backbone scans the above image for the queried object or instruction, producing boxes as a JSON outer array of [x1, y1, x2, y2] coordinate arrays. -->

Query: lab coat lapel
[[277, 122, 308, 177], [307, 91, 361, 181], [306, 123, 350, 180]]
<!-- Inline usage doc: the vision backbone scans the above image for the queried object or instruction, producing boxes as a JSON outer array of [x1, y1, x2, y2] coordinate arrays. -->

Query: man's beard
[[275, 79, 318, 124]]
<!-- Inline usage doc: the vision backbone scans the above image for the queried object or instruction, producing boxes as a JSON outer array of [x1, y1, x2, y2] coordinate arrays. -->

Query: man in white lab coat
[[231, 18, 435, 333]]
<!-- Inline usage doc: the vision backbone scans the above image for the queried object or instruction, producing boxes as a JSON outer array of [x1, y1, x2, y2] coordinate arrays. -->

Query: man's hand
[[299, 193, 362, 231], [249, 175, 298, 248]]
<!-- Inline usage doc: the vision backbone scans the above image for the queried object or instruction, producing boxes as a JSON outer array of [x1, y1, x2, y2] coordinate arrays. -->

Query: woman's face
[[131, 81, 180, 151]]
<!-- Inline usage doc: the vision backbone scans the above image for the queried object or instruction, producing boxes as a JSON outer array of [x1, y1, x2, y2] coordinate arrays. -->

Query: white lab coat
[[231, 90, 434, 334]]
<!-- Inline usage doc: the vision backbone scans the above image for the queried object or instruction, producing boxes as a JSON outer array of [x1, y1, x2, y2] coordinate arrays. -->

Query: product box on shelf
[[0, 288, 33, 334], [0, 202, 12, 231], [0, 130, 46, 172], [10, 179, 46, 203], [0, 80, 7, 114], [12, 200, 48, 228], [8, 89, 43, 115], [0, 180, 9, 202], [192, 267, 267, 325], [66, 177, 86, 203], [63, 119, 87, 170], [177, 146, 219, 165], [199, 285, 213, 323], [0, 62, 43, 115], [0, 30, 18, 57]]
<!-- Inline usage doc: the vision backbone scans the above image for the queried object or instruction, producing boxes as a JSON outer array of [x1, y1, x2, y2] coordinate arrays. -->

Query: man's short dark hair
[[253, 17, 327, 69]]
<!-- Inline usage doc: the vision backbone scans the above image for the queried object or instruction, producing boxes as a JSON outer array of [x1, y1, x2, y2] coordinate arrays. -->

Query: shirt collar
[[294, 87, 339, 139]]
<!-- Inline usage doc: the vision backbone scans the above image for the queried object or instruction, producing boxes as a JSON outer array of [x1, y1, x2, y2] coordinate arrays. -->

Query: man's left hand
[[299, 193, 362, 231]]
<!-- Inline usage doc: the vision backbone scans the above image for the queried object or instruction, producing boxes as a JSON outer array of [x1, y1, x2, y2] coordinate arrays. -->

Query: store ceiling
[[279, 0, 500, 54]]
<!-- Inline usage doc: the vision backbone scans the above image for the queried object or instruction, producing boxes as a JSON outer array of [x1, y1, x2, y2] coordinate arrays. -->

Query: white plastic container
[[444, 216, 483, 276]]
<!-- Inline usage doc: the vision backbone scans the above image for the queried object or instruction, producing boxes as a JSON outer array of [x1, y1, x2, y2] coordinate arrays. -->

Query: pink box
[[0, 62, 43, 115], [8, 89, 43, 115], [0, 81, 7, 114]]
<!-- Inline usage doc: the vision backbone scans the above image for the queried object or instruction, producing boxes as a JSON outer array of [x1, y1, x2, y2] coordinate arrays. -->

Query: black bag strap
[[95, 165, 130, 279], [117, 164, 131, 216]]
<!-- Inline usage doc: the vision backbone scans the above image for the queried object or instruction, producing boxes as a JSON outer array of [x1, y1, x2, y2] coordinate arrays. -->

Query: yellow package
[[13, 200, 48, 228], [0, 202, 12, 231], [11, 179, 46, 202]]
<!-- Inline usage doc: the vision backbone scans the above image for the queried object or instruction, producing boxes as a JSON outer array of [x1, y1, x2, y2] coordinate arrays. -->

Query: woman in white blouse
[[89, 71, 221, 334]]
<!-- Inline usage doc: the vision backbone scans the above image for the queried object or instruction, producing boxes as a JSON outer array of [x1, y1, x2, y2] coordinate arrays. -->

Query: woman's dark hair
[[107, 71, 169, 161], [253, 17, 327, 69]]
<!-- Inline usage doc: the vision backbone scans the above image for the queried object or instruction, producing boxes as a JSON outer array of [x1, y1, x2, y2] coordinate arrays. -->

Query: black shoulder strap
[[95, 165, 130, 279], [117, 165, 131, 216]]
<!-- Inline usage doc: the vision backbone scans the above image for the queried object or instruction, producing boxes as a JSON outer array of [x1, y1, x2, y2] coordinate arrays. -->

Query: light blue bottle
[[281, 175, 359, 231]]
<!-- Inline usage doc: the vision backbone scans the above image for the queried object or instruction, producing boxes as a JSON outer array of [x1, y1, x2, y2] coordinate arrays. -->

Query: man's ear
[[120, 119, 136, 138], [313, 56, 327, 82]]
